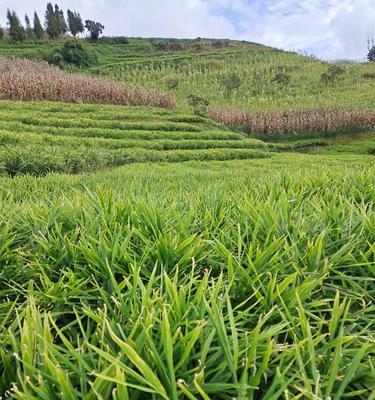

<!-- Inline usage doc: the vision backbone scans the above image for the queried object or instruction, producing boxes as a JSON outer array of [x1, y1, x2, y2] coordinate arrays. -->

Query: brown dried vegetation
[[0, 57, 175, 108], [209, 106, 375, 136]]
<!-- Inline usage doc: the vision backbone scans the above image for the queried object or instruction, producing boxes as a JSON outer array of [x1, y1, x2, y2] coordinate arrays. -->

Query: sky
[[1, 0, 374, 60]]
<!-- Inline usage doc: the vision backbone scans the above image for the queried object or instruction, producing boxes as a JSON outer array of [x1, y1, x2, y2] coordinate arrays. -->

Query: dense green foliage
[[33, 12, 44, 40], [67, 9, 84, 37], [368, 46, 375, 62], [85, 20, 105, 41], [45, 39, 97, 68], [0, 101, 275, 176], [45, 3, 63, 39], [6, 10, 26, 42], [0, 157, 374, 399]]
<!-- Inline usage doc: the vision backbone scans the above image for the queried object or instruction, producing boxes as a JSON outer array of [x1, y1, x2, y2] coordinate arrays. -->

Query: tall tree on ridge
[[33, 12, 44, 39], [67, 9, 77, 36], [45, 2, 60, 39], [85, 20, 104, 41], [7, 9, 26, 42], [25, 14, 34, 39], [75, 12, 85, 36], [55, 4, 68, 35]]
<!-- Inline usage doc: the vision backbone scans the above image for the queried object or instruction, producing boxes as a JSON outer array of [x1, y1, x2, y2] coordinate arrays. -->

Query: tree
[[55, 4, 67, 34], [85, 20, 104, 41], [368, 46, 375, 62], [67, 10, 77, 36], [0, 26, 4, 40], [33, 12, 44, 39], [67, 10, 84, 37], [222, 73, 242, 97], [25, 14, 34, 39], [75, 13, 84, 36], [45, 2, 60, 39], [7, 9, 26, 42]]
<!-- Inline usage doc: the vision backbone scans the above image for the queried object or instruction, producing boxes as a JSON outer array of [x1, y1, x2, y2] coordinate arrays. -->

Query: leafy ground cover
[[0, 156, 374, 399], [0, 100, 275, 176], [0, 100, 373, 177]]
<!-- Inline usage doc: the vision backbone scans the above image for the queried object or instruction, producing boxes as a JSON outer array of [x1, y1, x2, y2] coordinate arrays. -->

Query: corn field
[[209, 107, 375, 136], [0, 57, 175, 108]]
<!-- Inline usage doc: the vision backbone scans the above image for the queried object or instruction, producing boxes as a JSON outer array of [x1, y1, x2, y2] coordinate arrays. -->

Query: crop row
[[0, 143, 268, 177], [0, 130, 266, 151], [0, 120, 241, 141]]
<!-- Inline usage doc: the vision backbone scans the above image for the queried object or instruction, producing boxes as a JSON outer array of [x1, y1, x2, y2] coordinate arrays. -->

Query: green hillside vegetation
[[0, 100, 269, 176], [0, 30, 374, 400], [0, 100, 372, 177], [0, 37, 374, 112]]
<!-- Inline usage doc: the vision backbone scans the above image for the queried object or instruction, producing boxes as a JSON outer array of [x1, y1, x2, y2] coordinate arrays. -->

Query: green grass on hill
[[1, 37, 374, 112]]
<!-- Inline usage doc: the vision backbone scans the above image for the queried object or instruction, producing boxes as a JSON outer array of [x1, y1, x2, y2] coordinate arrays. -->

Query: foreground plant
[[0, 164, 374, 398]]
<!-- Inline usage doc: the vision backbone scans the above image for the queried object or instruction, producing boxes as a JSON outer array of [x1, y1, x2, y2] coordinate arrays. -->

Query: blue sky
[[1, 0, 374, 60]]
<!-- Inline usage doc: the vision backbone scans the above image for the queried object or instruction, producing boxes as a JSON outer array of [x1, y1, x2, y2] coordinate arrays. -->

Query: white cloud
[[216, 0, 375, 59], [1, 0, 374, 59]]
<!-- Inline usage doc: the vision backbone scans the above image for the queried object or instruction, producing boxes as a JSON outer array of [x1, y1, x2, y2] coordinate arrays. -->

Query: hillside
[[0, 36, 374, 399], [1, 37, 374, 112]]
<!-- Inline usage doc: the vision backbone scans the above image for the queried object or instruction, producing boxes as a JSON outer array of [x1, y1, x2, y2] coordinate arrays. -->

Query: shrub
[[45, 39, 97, 69], [272, 72, 291, 86], [150, 39, 167, 51], [362, 72, 375, 79], [166, 43, 183, 52], [321, 65, 345, 84], [211, 40, 230, 49], [166, 78, 179, 90], [367, 46, 375, 62], [187, 94, 209, 116], [222, 73, 242, 97], [60, 39, 96, 67], [112, 37, 129, 44]]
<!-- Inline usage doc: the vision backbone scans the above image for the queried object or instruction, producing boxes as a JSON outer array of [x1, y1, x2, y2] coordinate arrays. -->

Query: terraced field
[[0, 100, 277, 177], [1, 100, 373, 177]]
